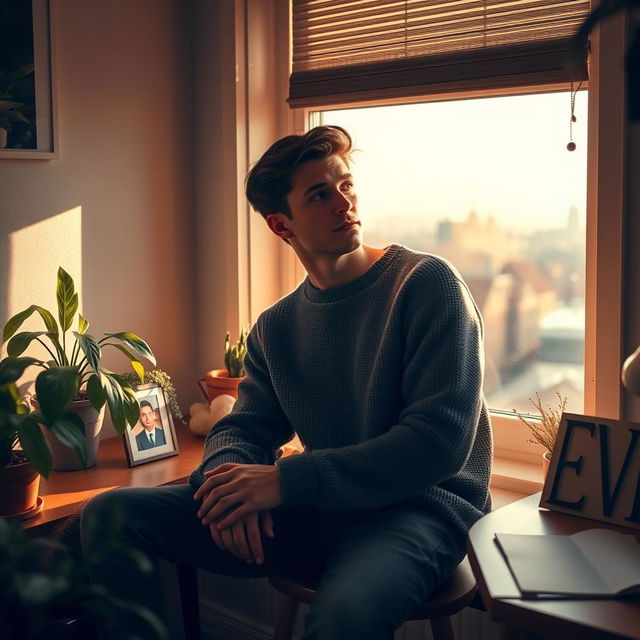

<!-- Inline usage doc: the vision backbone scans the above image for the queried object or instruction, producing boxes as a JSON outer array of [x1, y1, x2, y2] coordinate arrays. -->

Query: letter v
[[600, 425, 640, 517]]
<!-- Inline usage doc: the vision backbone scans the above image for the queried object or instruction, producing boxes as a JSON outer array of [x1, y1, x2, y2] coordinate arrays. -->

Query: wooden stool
[[268, 556, 477, 640]]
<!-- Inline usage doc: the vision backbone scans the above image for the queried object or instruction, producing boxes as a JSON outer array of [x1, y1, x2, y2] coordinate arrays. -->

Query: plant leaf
[[51, 412, 87, 468], [6, 331, 49, 358], [3, 304, 58, 342], [78, 313, 89, 334], [34, 305, 59, 338], [34, 367, 80, 424], [74, 332, 101, 374], [0, 356, 41, 384], [17, 415, 52, 477], [117, 379, 141, 428], [103, 332, 156, 366], [0, 385, 17, 413], [101, 372, 128, 435], [103, 342, 144, 382], [86, 373, 107, 411], [56, 267, 79, 332]]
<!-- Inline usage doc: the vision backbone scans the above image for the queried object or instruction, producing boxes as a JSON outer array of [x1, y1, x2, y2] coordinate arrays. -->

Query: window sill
[[490, 454, 543, 505]]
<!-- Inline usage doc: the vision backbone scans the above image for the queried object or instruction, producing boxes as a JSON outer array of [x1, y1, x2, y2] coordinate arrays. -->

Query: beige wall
[[0, 0, 197, 431], [191, 0, 291, 378]]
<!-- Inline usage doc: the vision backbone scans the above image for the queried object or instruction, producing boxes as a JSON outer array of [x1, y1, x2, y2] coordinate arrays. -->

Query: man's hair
[[245, 125, 353, 219], [139, 401, 153, 411]]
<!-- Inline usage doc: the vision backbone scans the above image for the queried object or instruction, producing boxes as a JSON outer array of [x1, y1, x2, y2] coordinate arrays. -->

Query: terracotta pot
[[198, 369, 244, 401], [0, 127, 7, 149], [542, 451, 552, 479], [0, 459, 40, 518], [33, 397, 106, 471]]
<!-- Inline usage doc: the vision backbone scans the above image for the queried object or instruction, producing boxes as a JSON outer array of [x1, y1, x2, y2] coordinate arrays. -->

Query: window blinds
[[289, 0, 590, 107]]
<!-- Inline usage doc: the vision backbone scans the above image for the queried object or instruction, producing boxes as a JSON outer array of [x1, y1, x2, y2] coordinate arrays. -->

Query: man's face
[[140, 405, 155, 431], [268, 155, 361, 259]]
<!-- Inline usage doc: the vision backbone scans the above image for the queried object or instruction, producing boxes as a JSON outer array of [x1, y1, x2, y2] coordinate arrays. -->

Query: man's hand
[[209, 509, 274, 565], [194, 463, 284, 530]]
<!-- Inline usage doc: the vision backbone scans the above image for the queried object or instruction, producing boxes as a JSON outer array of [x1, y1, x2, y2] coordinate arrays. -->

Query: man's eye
[[342, 182, 354, 191], [309, 190, 327, 202]]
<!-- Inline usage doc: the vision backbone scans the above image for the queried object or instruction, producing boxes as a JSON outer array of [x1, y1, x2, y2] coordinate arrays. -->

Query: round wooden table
[[468, 492, 640, 640]]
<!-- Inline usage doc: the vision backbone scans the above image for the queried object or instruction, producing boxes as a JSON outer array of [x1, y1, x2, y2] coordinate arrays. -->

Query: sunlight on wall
[[5, 207, 83, 364]]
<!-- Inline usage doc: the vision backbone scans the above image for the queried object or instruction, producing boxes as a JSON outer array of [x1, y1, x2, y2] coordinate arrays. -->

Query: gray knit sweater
[[190, 245, 492, 536]]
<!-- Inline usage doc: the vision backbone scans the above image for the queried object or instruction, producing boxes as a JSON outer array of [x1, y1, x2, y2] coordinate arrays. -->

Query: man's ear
[[266, 213, 294, 240]]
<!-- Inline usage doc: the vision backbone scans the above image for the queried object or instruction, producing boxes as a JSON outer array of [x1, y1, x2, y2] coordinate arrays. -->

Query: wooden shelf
[[24, 424, 205, 532]]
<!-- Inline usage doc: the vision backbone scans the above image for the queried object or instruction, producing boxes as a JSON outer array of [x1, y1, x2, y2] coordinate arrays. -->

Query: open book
[[495, 529, 640, 599]]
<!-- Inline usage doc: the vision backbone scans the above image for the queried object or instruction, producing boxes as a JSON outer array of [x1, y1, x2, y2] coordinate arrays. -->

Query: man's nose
[[333, 190, 352, 214]]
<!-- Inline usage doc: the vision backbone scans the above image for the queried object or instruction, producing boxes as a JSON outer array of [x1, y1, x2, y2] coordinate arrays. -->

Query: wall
[[191, 0, 292, 381], [0, 0, 197, 422]]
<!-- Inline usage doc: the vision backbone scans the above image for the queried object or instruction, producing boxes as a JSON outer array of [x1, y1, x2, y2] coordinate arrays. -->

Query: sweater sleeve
[[276, 261, 486, 511], [189, 323, 295, 490]]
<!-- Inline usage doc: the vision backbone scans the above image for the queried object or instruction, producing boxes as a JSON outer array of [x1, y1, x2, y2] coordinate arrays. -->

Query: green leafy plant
[[0, 63, 33, 133], [512, 392, 568, 454], [0, 356, 41, 470], [0, 513, 167, 640], [120, 368, 184, 421], [224, 325, 250, 378], [1, 267, 155, 476], [0, 98, 29, 133]]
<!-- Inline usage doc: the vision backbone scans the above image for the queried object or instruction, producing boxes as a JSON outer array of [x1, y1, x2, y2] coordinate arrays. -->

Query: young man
[[134, 401, 167, 451], [82, 126, 492, 640]]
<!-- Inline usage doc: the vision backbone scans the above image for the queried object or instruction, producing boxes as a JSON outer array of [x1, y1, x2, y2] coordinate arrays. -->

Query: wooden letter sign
[[540, 413, 640, 530]]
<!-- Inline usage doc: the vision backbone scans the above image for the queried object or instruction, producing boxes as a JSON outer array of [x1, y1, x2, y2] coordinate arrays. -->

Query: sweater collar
[[302, 244, 402, 303]]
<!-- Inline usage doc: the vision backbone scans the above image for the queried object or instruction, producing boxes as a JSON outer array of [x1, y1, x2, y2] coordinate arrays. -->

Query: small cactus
[[224, 325, 250, 378]]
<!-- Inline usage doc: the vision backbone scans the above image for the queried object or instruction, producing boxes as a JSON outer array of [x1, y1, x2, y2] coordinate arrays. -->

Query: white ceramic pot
[[33, 398, 106, 471]]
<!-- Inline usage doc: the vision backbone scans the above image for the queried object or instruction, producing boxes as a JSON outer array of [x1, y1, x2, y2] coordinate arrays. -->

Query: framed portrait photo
[[123, 383, 179, 467]]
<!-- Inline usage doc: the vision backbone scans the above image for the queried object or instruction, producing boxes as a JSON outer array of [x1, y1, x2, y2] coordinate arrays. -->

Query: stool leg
[[177, 564, 200, 640], [429, 616, 455, 640], [273, 594, 300, 640]]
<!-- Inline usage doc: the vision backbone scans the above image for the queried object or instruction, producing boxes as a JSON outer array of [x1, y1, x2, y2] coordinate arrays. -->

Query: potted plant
[[0, 514, 167, 639], [513, 392, 568, 478], [198, 325, 250, 401], [120, 368, 184, 423], [0, 99, 29, 148], [1, 267, 156, 473], [0, 357, 45, 518], [0, 63, 33, 149]]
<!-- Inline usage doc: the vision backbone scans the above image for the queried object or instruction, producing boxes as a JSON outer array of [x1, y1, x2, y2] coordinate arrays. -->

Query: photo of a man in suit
[[135, 400, 166, 451]]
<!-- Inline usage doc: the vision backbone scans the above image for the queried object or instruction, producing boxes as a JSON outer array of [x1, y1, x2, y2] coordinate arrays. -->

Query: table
[[24, 424, 205, 534], [467, 492, 640, 640]]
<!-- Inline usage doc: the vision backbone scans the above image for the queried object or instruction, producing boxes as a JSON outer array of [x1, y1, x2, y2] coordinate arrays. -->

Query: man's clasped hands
[[194, 463, 283, 566]]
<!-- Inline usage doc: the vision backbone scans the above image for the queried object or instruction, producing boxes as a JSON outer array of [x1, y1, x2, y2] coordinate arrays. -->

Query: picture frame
[[123, 383, 179, 467], [0, 0, 57, 158]]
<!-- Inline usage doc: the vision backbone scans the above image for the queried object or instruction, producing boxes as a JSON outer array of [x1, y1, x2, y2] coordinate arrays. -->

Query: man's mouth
[[333, 220, 360, 232]]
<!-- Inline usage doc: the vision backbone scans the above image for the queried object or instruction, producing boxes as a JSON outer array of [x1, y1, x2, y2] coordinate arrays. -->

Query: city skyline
[[319, 90, 588, 234]]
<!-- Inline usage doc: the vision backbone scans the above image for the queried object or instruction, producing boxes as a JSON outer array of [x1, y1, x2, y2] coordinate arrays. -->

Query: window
[[311, 90, 588, 417]]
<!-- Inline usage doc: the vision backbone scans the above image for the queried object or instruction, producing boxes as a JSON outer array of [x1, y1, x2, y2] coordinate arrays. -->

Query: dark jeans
[[81, 484, 465, 640]]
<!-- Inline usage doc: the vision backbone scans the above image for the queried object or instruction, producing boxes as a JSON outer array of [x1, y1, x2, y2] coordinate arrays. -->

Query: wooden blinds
[[289, 0, 590, 107]]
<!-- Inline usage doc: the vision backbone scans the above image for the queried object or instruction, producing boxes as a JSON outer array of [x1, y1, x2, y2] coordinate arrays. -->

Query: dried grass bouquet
[[513, 392, 568, 454]]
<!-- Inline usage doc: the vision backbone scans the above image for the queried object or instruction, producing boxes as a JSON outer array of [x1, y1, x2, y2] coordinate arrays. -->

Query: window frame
[[232, 2, 628, 477], [280, 18, 627, 467]]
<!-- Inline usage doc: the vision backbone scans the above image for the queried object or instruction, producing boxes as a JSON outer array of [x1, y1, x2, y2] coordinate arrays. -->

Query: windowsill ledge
[[490, 455, 543, 501]]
